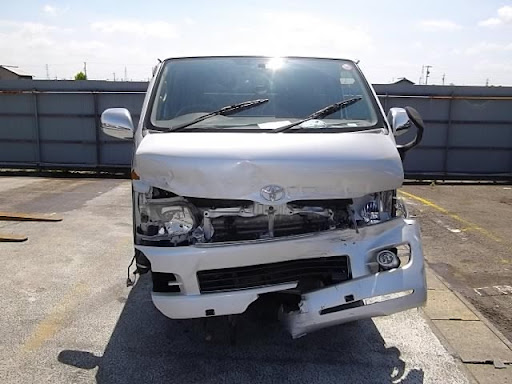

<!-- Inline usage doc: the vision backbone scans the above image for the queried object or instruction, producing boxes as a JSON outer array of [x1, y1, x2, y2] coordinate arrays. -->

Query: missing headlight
[[161, 205, 195, 236], [359, 190, 394, 225], [136, 193, 199, 245]]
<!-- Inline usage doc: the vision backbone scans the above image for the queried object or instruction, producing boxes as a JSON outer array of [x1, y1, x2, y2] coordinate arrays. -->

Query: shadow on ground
[[58, 275, 424, 384]]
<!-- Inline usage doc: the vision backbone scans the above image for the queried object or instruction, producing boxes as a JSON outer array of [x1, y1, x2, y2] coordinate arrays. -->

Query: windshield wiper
[[272, 96, 362, 133], [168, 98, 269, 132]]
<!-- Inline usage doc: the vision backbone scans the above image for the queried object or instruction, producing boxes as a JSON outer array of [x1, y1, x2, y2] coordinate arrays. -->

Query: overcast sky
[[1, 1, 511, 85]]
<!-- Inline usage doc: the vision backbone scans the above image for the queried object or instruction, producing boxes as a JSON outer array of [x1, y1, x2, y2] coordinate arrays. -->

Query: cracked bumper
[[137, 218, 426, 336]]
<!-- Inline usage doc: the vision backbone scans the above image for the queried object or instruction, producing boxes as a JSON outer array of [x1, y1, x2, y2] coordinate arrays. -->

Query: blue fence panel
[[0, 80, 511, 179]]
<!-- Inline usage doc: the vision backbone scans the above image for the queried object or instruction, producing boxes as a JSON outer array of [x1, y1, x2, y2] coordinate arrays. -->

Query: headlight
[[137, 195, 198, 244], [359, 190, 394, 225], [160, 205, 195, 235]]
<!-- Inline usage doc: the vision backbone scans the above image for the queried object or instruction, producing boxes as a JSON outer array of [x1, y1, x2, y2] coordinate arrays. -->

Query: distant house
[[392, 77, 415, 86], [0, 66, 33, 80]]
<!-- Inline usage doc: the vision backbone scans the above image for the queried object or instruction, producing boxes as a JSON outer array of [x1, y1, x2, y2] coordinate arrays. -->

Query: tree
[[74, 71, 87, 80]]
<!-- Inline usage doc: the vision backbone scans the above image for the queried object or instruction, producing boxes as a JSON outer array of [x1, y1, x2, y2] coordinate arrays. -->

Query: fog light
[[376, 250, 400, 270]]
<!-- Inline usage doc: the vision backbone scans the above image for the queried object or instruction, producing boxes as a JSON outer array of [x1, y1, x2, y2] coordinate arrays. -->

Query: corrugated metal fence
[[0, 80, 511, 180], [375, 84, 512, 180]]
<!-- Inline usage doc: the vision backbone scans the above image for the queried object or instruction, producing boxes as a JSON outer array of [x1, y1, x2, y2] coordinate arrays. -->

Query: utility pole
[[112, 72, 116, 81], [424, 65, 432, 85], [442, 73, 445, 85], [83, 62, 87, 79], [124, 66, 127, 82], [485, 78, 489, 87], [45, 64, 50, 79]]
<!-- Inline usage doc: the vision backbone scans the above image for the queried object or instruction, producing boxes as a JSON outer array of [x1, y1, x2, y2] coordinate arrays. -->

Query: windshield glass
[[149, 57, 380, 131]]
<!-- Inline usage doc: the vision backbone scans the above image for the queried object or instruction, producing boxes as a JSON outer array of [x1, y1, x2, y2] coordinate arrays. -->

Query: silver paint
[[133, 130, 404, 204]]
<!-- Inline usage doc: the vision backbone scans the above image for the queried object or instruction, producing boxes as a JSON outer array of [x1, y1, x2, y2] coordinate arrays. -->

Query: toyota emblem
[[260, 185, 285, 202]]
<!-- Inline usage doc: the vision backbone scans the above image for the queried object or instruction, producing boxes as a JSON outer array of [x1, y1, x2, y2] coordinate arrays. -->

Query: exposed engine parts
[[136, 194, 351, 246], [134, 187, 402, 247]]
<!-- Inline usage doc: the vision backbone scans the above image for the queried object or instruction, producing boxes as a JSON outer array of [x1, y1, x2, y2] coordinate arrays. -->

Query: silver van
[[101, 56, 427, 339]]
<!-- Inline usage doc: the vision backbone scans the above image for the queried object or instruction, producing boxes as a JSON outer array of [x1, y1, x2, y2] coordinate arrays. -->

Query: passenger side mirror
[[101, 108, 134, 140], [387, 107, 411, 135], [388, 107, 425, 160]]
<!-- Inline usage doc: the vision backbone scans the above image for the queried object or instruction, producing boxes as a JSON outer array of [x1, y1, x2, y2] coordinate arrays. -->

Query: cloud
[[90, 20, 178, 39], [470, 58, 512, 85], [42, 4, 68, 16], [478, 18, 501, 27], [43, 5, 57, 15], [419, 19, 462, 31], [187, 12, 374, 59], [262, 12, 373, 56], [183, 18, 195, 26], [0, 20, 66, 53], [0, 20, 109, 79], [479, 5, 512, 27], [464, 41, 512, 55], [0, 20, 60, 36], [0, 12, 372, 80]]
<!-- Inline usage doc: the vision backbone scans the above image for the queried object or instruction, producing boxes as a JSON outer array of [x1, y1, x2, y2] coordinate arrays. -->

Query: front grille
[[210, 215, 332, 242], [197, 256, 350, 293]]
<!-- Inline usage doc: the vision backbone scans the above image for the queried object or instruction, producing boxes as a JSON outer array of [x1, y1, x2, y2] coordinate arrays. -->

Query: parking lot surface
[[402, 183, 512, 344], [0, 177, 478, 383]]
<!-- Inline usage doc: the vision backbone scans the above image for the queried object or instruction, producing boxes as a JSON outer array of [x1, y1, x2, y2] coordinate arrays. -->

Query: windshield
[[149, 57, 381, 132]]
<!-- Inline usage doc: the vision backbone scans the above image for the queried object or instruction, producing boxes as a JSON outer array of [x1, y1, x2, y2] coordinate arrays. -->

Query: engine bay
[[135, 187, 354, 246]]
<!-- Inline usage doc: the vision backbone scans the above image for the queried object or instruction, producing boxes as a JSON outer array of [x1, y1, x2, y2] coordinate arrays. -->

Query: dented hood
[[134, 131, 404, 204]]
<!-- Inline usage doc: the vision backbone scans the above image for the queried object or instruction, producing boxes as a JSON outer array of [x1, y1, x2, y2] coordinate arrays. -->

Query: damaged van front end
[[102, 56, 427, 338]]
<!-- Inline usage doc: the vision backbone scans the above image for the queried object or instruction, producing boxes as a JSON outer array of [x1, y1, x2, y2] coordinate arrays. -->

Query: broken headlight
[[360, 190, 394, 225], [160, 205, 195, 235], [138, 197, 198, 244]]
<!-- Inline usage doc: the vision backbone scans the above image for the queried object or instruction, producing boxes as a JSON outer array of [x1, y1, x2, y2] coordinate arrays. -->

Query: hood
[[134, 131, 403, 205]]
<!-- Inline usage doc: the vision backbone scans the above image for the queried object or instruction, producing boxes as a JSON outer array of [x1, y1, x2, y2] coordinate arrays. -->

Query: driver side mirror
[[101, 108, 134, 140], [387, 106, 425, 159]]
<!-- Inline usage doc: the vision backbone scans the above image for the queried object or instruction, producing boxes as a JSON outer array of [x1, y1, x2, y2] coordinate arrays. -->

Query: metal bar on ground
[[0, 212, 62, 222], [0, 233, 28, 242]]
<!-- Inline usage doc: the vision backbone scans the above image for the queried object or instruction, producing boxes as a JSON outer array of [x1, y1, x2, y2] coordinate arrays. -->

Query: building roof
[[393, 77, 415, 85], [0, 65, 33, 78]]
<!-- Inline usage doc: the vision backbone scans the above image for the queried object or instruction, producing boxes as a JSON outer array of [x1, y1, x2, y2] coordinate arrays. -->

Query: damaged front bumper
[[137, 217, 426, 338]]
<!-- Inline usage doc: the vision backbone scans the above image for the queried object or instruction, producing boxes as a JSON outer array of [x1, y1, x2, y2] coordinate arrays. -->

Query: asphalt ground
[[401, 184, 512, 344], [0, 176, 497, 384]]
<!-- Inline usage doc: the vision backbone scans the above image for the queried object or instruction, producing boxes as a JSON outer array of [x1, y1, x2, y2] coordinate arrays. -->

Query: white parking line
[[473, 285, 512, 297]]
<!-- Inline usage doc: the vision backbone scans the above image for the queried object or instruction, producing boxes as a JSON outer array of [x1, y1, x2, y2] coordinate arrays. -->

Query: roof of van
[[162, 55, 356, 62]]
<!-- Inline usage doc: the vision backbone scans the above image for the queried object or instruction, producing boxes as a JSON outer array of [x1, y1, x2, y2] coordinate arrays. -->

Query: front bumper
[[137, 217, 426, 337]]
